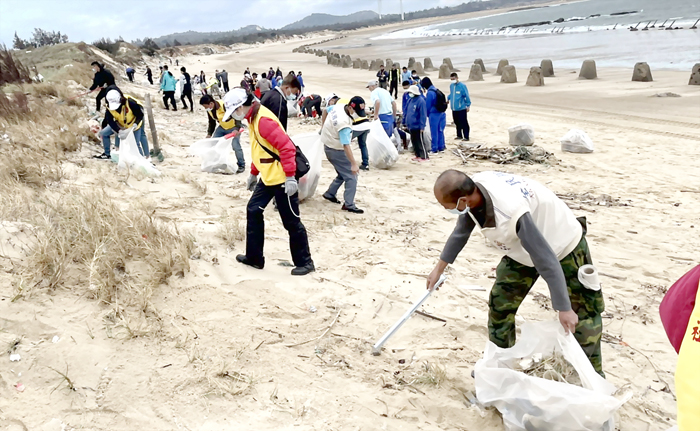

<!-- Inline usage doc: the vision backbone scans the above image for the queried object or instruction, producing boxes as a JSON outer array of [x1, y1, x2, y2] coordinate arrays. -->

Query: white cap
[[223, 88, 248, 121], [324, 92, 338, 105], [106, 89, 122, 110], [366, 80, 378, 88], [408, 85, 421, 96]]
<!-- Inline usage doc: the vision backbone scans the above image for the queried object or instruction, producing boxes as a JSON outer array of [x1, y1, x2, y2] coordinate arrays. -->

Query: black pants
[[163, 91, 177, 110], [95, 87, 108, 111], [302, 96, 321, 117], [246, 181, 312, 268], [223, 81, 229, 92], [181, 87, 193, 110], [127, 72, 134, 82], [389, 80, 398, 99], [147, 75, 153, 85], [410, 129, 428, 159], [452, 109, 470, 139]]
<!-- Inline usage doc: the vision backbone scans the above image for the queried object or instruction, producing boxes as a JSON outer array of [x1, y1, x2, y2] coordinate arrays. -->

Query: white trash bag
[[475, 320, 629, 431], [366, 120, 399, 169], [423, 117, 432, 150], [561, 129, 594, 153], [509, 124, 535, 146], [190, 136, 236, 174], [117, 130, 161, 177], [292, 133, 323, 201], [287, 100, 299, 118]]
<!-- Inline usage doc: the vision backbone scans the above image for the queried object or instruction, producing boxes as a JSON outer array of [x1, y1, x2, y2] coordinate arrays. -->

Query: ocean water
[[366, 0, 700, 71]]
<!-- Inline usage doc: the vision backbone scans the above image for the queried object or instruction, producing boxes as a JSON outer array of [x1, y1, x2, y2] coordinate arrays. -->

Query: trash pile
[[556, 192, 631, 208], [454, 143, 555, 165], [298, 116, 321, 126], [514, 351, 582, 386]]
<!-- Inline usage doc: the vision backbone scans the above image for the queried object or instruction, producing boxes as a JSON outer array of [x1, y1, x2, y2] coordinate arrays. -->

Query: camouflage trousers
[[488, 220, 606, 376]]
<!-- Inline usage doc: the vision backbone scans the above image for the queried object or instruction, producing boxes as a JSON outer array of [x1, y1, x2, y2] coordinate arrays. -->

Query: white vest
[[321, 105, 353, 150], [471, 171, 582, 267]]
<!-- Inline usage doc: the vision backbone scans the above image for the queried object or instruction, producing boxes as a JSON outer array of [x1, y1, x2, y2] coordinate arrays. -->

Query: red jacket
[[246, 103, 296, 179], [660, 265, 700, 353]]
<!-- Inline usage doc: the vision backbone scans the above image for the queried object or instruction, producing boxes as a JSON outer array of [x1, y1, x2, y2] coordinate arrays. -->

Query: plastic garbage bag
[[190, 137, 236, 174], [561, 129, 594, 153], [174, 79, 182, 100], [287, 100, 299, 118], [423, 117, 432, 150], [509, 124, 535, 146], [292, 133, 323, 201], [366, 120, 399, 169], [475, 321, 629, 431], [117, 130, 161, 177]]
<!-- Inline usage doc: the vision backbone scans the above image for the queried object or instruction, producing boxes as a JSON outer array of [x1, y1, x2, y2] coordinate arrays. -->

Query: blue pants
[[429, 112, 446, 152], [379, 113, 394, 138], [213, 125, 246, 168], [352, 129, 369, 168]]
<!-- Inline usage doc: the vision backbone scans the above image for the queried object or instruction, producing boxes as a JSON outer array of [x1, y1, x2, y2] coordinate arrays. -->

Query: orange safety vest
[[249, 105, 287, 186]]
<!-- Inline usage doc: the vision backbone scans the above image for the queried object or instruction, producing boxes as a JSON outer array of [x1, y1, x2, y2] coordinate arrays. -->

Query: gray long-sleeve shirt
[[440, 185, 571, 311]]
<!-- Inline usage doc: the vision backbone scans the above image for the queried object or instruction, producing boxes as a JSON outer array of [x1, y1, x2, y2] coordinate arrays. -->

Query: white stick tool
[[371, 274, 447, 356]]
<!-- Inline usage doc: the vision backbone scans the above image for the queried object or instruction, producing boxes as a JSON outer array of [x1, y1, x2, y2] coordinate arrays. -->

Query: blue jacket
[[401, 71, 412, 83], [425, 85, 443, 116], [297, 75, 304, 88], [404, 95, 427, 130], [402, 92, 411, 118], [449, 81, 471, 112], [160, 71, 177, 92]]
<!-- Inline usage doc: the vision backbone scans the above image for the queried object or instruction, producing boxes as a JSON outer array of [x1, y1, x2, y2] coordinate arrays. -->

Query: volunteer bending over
[[427, 170, 605, 375], [95, 88, 149, 160], [200, 94, 246, 174]]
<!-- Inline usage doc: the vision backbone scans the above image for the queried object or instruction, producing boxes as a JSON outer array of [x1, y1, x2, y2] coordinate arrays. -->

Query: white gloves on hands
[[284, 176, 298, 196], [246, 174, 258, 191]]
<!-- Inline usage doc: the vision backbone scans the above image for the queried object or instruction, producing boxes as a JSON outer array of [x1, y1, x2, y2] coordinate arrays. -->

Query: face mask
[[205, 107, 213, 112], [446, 198, 469, 215], [286, 92, 297, 101], [408, 93, 416, 98], [232, 108, 245, 121], [451, 80, 457, 83]]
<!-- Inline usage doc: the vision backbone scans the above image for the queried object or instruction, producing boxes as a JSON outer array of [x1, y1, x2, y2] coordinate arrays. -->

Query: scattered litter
[[515, 351, 582, 386], [653, 92, 681, 98], [508, 124, 535, 146], [14, 382, 25, 392], [556, 192, 631, 208], [454, 143, 555, 165], [309, 306, 317, 313], [10, 353, 21, 362], [561, 129, 594, 153], [52, 336, 60, 343], [458, 285, 487, 291]]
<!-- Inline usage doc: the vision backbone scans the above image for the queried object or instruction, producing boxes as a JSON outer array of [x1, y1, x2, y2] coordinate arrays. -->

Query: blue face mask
[[446, 198, 469, 215]]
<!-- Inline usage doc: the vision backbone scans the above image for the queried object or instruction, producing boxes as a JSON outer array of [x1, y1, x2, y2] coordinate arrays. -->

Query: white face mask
[[232, 108, 246, 121], [286, 91, 297, 101], [451, 79, 457, 83], [408, 93, 416, 98], [205, 107, 213, 112], [446, 198, 469, 215]]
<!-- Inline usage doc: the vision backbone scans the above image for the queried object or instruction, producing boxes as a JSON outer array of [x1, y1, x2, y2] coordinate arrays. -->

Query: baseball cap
[[324, 92, 339, 105], [348, 96, 366, 118], [366, 80, 378, 88], [223, 88, 248, 121], [408, 85, 421, 96], [106, 90, 122, 110]]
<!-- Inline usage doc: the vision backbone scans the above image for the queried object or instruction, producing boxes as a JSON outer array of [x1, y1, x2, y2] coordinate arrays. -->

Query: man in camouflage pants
[[427, 170, 605, 376]]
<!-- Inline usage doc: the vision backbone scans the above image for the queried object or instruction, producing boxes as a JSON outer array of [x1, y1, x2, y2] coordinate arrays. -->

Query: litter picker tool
[[145, 94, 164, 162], [56, 89, 93, 105], [372, 274, 447, 356]]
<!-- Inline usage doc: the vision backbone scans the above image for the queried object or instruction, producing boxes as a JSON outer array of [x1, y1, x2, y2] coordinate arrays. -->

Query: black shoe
[[463, 138, 470, 142], [323, 194, 341, 204], [236, 166, 245, 174], [164, 106, 169, 110], [342, 205, 364, 214], [236, 254, 263, 269], [92, 153, 110, 159], [291, 263, 315, 276], [360, 165, 370, 171]]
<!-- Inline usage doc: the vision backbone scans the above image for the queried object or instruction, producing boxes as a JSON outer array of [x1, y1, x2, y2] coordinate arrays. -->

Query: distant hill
[[148, 25, 267, 47], [282, 11, 379, 31]]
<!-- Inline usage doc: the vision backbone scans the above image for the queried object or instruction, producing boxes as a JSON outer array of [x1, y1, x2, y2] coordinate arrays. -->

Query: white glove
[[284, 176, 298, 196], [246, 174, 258, 191], [117, 128, 130, 140]]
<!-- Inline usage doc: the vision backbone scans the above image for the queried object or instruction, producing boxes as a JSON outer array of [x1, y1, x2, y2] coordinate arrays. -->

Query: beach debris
[[424, 57, 437, 71], [439, 63, 451, 79], [468, 64, 484, 81], [52, 336, 60, 343], [632, 62, 653, 82], [496, 59, 509, 75], [454, 143, 554, 165], [443, 57, 459, 72], [515, 351, 582, 386], [407, 57, 416, 69], [653, 92, 681, 98], [526, 66, 545, 86], [414, 61, 425, 75], [15, 382, 25, 392], [500, 65, 517, 83], [10, 353, 21, 362], [309, 306, 317, 313], [509, 124, 535, 146], [540, 59, 554, 77], [474, 58, 486, 72], [561, 128, 594, 153], [556, 192, 631, 208], [579, 59, 598, 79], [689, 63, 700, 85]]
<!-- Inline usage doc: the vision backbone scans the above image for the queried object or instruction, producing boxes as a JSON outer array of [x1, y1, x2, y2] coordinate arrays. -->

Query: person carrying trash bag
[[225, 89, 315, 276], [320, 96, 366, 214], [94, 88, 150, 160], [199, 94, 246, 174], [426, 170, 606, 376]]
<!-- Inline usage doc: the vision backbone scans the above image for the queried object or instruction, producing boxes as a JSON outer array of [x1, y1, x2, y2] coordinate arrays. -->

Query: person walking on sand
[[426, 170, 605, 376], [421, 77, 446, 153], [199, 94, 246, 174], [145, 66, 153, 85], [403, 85, 428, 161], [256, 72, 272, 95], [323, 93, 371, 172], [179, 67, 193, 112], [401, 67, 412, 85], [296, 71, 305, 94], [222, 89, 315, 276], [261, 74, 301, 132], [367, 80, 397, 138], [89, 61, 115, 112], [376, 64, 389, 90], [221, 69, 229, 92], [389, 63, 400, 100], [160, 65, 178, 111], [321, 96, 366, 214], [449, 72, 471, 142], [126, 66, 135, 82]]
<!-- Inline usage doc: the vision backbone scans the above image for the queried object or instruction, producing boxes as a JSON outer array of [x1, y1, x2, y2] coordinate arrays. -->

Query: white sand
[[1, 18, 698, 431]]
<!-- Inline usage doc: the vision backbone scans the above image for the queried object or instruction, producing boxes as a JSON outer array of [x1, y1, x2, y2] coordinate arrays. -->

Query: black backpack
[[432, 88, 448, 113], [259, 140, 310, 180]]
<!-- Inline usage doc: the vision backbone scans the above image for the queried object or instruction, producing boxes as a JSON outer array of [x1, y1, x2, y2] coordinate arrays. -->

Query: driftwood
[[454, 143, 555, 165]]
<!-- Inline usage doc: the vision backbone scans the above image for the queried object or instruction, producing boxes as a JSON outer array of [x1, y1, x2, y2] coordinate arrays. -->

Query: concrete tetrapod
[[408, 57, 416, 69], [424, 57, 438, 71], [526, 67, 544, 86], [496, 59, 509, 75], [632, 62, 653, 82], [540, 59, 554, 77], [500, 65, 517, 83], [361, 60, 370, 70], [353, 59, 361, 69], [443, 58, 459, 72], [414, 61, 425, 75], [579, 60, 597, 79], [474, 58, 486, 72], [690, 63, 700, 85], [469, 63, 484, 81], [439, 63, 451, 79]]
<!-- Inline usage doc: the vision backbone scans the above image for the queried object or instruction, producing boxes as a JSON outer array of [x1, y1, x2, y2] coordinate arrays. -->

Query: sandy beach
[[1, 7, 699, 430]]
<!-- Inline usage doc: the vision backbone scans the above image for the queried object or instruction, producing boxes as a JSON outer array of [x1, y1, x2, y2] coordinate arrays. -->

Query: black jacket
[[90, 65, 115, 91], [390, 69, 400, 83], [261, 87, 288, 131]]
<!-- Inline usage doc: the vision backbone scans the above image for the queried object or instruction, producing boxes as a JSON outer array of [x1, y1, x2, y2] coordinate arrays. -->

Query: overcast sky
[[0, 0, 472, 45]]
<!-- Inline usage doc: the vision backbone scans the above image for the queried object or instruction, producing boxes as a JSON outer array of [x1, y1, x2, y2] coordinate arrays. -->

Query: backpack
[[432, 88, 448, 113], [259, 141, 310, 180]]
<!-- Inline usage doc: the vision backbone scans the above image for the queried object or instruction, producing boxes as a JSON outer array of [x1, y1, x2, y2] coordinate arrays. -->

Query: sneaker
[[411, 157, 421, 162], [236, 254, 264, 270], [421, 158, 430, 162], [235, 166, 245, 174], [291, 262, 315, 276], [323, 194, 341, 204], [342, 205, 364, 214], [92, 153, 110, 159], [462, 138, 470, 142], [360, 165, 370, 171], [164, 107, 170, 110]]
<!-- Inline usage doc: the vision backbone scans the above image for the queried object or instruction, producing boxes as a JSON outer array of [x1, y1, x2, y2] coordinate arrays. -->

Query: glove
[[117, 128, 131, 140], [246, 174, 258, 191], [284, 176, 298, 196]]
